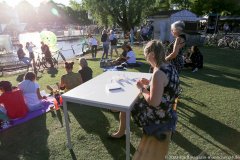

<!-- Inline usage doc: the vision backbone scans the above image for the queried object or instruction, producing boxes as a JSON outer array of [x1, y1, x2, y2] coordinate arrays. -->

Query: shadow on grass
[[86, 58, 101, 61], [178, 102, 240, 155], [180, 80, 193, 88], [201, 47, 240, 71], [69, 149, 77, 160], [16, 73, 25, 82], [104, 110, 143, 138], [47, 67, 58, 78], [68, 103, 136, 159], [0, 114, 49, 159], [180, 95, 207, 107], [172, 131, 203, 156], [181, 66, 240, 89]]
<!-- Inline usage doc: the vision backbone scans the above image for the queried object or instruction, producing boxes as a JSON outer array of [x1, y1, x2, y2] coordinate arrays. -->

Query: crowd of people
[[1, 20, 205, 158], [17, 41, 54, 71], [0, 57, 93, 129]]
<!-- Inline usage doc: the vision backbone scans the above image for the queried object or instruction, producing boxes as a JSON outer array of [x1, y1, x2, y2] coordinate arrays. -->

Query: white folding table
[[62, 71, 151, 160]]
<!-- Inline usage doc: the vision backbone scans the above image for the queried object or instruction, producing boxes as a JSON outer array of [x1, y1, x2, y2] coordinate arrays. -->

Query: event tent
[[149, 10, 198, 42]]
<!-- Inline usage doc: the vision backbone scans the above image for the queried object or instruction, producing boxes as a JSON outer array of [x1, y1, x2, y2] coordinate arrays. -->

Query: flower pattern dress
[[132, 64, 180, 131], [166, 34, 186, 73]]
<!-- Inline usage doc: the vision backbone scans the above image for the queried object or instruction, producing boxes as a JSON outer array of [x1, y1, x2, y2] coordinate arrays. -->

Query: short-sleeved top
[[0, 90, 28, 119], [18, 80, 41, 107], [78, 67, 93, 83], [109, 34, 116, 41], [89, 37, 98, 46], [26, 45, 34, 53], [61, 72, 82, 91], [126, 50, 136, 64]]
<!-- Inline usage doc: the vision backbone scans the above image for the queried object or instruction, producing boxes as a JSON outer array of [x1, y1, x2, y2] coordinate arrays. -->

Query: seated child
[[0, 81, 28, 120], [18, 72, 47, 112]]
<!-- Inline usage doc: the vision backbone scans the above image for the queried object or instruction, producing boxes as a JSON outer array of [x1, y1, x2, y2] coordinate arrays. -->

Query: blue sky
[[0, 0, 81, 7]]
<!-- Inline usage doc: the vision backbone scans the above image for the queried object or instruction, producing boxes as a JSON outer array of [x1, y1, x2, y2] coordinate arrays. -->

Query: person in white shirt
[[109, 30, 118, 59], [18, 72, 47, 111], [120, 44, 136, 67], [125, 45, 136, 64], [88, 35, 98, 58], [26, 42, 36, 72]]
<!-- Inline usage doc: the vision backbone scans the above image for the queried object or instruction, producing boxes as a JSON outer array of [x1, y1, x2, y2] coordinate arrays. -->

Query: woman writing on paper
[[110, 40, 180, 159]]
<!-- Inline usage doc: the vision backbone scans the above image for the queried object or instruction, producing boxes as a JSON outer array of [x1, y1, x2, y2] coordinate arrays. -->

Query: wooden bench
[[0, 61, 30, 76], [133, 133, 172, 160]]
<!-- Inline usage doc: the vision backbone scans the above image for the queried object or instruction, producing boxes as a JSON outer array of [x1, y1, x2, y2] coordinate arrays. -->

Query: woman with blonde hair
[[111, 40, 180, 159]]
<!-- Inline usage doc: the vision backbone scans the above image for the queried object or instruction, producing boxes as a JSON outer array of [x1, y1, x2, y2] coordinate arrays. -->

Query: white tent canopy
[[149, 10, 198, 42]]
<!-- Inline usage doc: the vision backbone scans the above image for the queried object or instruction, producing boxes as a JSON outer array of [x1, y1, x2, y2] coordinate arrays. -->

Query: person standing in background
[[165, 21, 186, 73], [26, 42, 36, 72], [101, 29, 110, 59], [88, 35, 98, 59], [109, 30, 119, 59], [130, 27, 134, 46]]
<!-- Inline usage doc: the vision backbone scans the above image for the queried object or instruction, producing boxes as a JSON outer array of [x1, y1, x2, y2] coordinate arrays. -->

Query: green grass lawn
[[0, 46, 240, 160]]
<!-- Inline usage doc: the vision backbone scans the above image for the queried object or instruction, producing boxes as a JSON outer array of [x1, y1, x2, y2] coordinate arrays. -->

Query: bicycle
[[34, 52, 47, 73], [217, 35, 232, 48], [204, 34, 219, 47], [34, 49, 65, 72], [50, 48, 66, 67], [229, 36, 240, 49]]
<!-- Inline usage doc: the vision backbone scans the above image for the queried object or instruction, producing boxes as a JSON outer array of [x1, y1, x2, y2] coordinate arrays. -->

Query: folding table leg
[[63, 101, 72, 149], [126, 111, 130, 160]]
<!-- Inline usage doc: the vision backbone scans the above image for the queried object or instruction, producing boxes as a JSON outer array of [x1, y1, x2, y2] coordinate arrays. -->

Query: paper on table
[[40, 90, 50, 97], [106, 83, 122, 91]]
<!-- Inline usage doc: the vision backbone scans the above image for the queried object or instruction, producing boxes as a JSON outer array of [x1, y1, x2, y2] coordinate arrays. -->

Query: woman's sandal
[[108, 134, 126, 139]]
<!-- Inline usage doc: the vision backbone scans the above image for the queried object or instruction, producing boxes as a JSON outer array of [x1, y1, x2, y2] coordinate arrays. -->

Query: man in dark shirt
[[41, 42, 54, 67], [17, 44, 31, 66]]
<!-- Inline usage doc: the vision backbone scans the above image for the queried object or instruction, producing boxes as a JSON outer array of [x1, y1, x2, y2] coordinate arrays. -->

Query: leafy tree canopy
[[82, 0, 161, 32]]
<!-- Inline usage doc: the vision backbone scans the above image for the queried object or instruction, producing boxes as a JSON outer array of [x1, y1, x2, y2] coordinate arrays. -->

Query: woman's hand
[[136, 80, 144, 89], [140, 78, 149, 85]]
